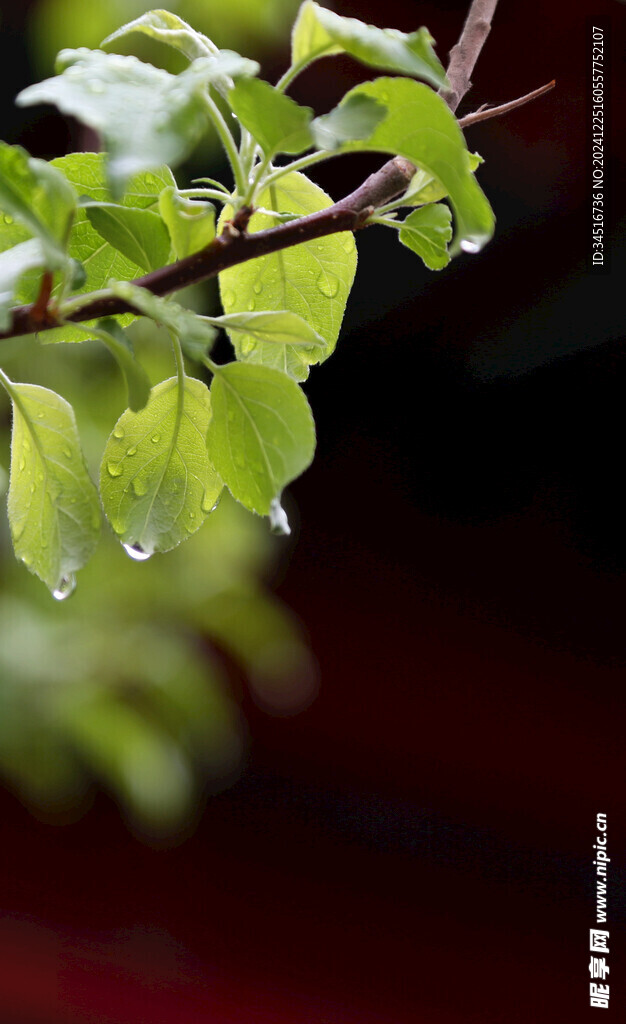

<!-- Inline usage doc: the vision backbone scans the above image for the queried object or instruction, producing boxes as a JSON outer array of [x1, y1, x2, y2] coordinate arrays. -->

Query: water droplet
[[37, 411, 45, 419], [109, 516, 126, 535], [123, 542, 152, 561], [107, 460, 123, 477], [241, 339, 257, 356], [126, 446, 137, 456], [113, 425, 125, 439], [3, 213, 13, 225], [247, 299, 255, 311], [52, 573, 76, 601], [460, 239, 480, 254], [62, 446, 72, 459], [342, 235, 355, 254], [19, 457, 25, 471], [37, 472, 44, 482], [23, 438, 31, 451], [202, 491, 220, 513], [316, 271, 340, 298], [132, 476, 147, 497], [151, 433, 161, 444], [253, 282, 263, 295], [222, 290, 235, 308], [29, 483, 35, 494], [269, 497, 290, 536], [188, 510, 196, 519], [87, 78, 104, 94], [145, 173, 158, 188]]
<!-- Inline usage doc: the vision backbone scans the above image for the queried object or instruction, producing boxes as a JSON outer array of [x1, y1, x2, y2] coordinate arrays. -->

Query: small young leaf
[[218, 172, 357, 380], [291, 2, 447, 87], [0, 142, 75, 266], [337, 78, 494, 254], [92, 318, 151, 411], [158, 187, 216, 259], [207, 362, 315, 516], [402, 152, 483, 207], [397, 204, 453, 270], [17, 50, 253, 196], [208, 310, 325, 350], [100, 375, 222, 556], [102, 9, 219, 61], [291, 0, 341, 67], [109, 282, 218, 355], [311, 94, 386, 149], [84, 203, 172, 272], [0, 239, 45, 330], [229, 79, 313, 157], [2, 376, 101, 594]]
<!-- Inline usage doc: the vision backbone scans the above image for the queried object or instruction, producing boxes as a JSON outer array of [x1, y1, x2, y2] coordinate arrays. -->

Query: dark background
[[1, 0, 625, 1021]]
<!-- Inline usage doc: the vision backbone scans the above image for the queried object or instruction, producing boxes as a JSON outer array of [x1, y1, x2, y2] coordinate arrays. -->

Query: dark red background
[[0, 0, 624, 1021]]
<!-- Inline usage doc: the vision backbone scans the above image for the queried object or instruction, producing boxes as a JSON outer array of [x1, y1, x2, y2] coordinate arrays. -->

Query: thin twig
[[458, 80, 556, 128]]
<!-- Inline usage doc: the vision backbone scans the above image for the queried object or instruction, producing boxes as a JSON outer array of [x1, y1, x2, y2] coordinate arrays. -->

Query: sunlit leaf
[[337, 78, 494, 253], [207, 361, 315, 516], [208, 310, 325, 351], [17, 49, 255, 196], [397, 204, 453, 270], [229, 79, 313, 157], [0, 142, 75, 266], [102, 8, 219, 61], [311, 93, 386, 149], [1, 376, 101, 595], [218, 172, 357, 380], [402, 152, 483, 207], [158, 187, 216, 259], [85, 202, 172, 272], [108, 281, 219, 355], [100, 374, 222, 556], [291, 1, 447, 87]]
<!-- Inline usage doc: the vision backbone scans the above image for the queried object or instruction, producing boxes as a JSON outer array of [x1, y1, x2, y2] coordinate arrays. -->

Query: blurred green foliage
[[0, 318, 316, 838]]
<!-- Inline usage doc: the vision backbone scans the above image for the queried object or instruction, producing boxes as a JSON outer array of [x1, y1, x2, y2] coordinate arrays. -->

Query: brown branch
[[0, 0, 553, 344], [458, 80, 556, 128], [440, 0, 500, 113]]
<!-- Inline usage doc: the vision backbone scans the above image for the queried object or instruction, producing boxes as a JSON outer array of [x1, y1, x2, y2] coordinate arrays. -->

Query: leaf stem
[[200, 92, 247, 197], [261, 149, 339, 190]]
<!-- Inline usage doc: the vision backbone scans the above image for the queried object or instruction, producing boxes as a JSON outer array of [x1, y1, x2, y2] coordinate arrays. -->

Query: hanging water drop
[[460, 239, 480, 254], [269, 497, 290, 536], [123, 542, 152, 561], [52, 573, 76, 601]]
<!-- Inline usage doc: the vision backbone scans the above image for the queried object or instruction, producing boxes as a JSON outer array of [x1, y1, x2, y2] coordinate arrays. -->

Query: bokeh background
[[0, 0, 624, 1021]]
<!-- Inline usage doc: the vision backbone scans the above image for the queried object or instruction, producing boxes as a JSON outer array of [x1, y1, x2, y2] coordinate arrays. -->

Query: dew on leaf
[[222, 290, 235, 308], [107, 460, 124, 477], [316, 271, 340, 298], [253, 282, 263, 295], [3, 214, 13, 225], [132, 476, 148, 497], [241, 339, 257, 355], [123, 542, 152, 561], [62, 446, 72, 459], [247, 299, 255, 311], [342, 235, 355, 254], [151, 433, 161, 444], [52, 573, 76, 601], [113, 425, 125, 439], [126, 446, 138, 456]]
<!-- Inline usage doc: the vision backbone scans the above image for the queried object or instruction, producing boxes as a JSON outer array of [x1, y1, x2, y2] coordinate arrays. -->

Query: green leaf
[[291, 2, 447, 88], [1, 375, 101, 595], [45, 154, 175, 341], [102, 9, 219, 61], [108, 281, 218, 355], [84, 203, 172, 272], [337, 78, 494, 254], [402, 152, 483, 207], [207, 362, 315, 516], [17, 49, 244, 196], [92, 318, 151, 411], [311, 93, 386, 149], [158, 187, 215, 259], [0, 142, 75, 266], [397, 204, 453, 270], [291, 1, 341, 67], [208, 310, 325, 352], [0, 239, 45, 330], [218, 172, 357, 380], [229, 79, 313, 157], [100, 374, 222, 557]]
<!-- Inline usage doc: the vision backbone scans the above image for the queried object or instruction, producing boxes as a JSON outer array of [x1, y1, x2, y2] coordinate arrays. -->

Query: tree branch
[[0, 0, 553, 345], [458, 80, 555, 128]]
